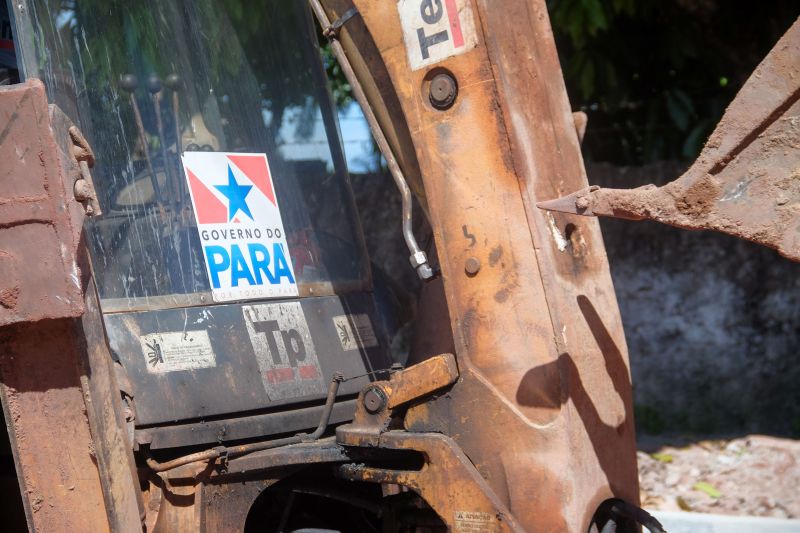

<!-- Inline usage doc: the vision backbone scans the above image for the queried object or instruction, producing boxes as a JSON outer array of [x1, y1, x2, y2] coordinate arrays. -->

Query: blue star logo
[[215, 165, 253, 221]]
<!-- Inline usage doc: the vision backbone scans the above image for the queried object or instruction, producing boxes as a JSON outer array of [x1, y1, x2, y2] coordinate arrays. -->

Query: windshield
[[13, 0, 368, 308]]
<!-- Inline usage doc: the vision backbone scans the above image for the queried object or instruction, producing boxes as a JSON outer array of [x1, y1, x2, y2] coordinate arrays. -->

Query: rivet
[[465, 256, 481, 276]]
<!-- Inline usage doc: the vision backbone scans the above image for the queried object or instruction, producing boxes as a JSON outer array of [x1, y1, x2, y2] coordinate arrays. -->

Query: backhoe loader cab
[[3, 0, 405, 528], [0, 0, 711, 530], [12, 0, 395, 443]]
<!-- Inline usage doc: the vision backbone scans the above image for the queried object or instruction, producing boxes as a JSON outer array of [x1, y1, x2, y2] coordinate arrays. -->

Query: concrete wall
[[351, 162, 800, 436], [591, 162, 800, 436]]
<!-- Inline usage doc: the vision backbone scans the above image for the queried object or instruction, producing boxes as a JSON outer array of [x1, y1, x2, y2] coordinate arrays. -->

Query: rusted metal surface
[[385, 353, 458, 409], [77, 283, 145, 529], [0, 79, 141, 532], [0, 80, 92, 326], [337, 353, 458, 447], [322, 0, 639, 530], [336, 359, 520, 531], [539, 18, 800, 262], [147, 440, 349, 531], [339, 432, 524, 532], [0, 319, 111, 532]]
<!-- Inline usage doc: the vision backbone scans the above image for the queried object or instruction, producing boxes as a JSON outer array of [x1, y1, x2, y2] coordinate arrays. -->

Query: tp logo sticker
[[182, 152, 298, 302], [243, 303, 327, 401], [397, 0, 479, 71]]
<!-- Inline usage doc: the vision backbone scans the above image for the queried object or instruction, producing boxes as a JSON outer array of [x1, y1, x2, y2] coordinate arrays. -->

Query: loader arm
[[539, 18, 800, 263], [316, 1, 639, 530]]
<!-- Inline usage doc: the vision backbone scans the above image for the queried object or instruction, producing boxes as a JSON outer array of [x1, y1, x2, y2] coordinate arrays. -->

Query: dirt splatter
[[488, 245, 503, 266], [673, 175, 721, 218], [0, 286, 19, 309]]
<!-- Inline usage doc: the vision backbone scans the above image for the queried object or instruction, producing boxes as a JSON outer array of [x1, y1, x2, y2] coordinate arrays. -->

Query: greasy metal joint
[[363, 386, 388, 414]]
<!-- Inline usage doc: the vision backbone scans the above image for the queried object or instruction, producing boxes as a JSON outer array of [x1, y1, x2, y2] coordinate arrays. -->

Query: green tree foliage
[[548, 0, 799, 163]]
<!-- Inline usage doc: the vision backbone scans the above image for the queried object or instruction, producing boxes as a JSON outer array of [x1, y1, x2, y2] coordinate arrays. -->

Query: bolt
[[465, 256, 481, 276], [575, 195, 591, 210], [363, 386, 387, 414], [429, 72, 458, 110]]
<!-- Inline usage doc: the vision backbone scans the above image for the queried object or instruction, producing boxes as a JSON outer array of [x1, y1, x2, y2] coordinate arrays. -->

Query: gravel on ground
[[638, 435, 799, 519]]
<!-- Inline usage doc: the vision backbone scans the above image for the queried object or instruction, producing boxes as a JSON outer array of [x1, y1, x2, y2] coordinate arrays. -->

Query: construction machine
[[0, 0, 796, 531]]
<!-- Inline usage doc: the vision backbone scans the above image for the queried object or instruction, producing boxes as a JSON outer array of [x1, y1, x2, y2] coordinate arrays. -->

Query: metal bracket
[[68, 126, 102, 217], [322, 7, 359, 39]]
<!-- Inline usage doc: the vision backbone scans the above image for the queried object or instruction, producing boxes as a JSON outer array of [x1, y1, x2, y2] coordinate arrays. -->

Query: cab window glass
[[15, 0, 367, 302]]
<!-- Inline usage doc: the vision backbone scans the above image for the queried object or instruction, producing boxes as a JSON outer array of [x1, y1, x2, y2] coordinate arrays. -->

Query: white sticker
[[139, 331, 216, 373], [332, 314, 379, 351], [397, 0, 479, 71], [454, 511, 498, 533], [182, 152, 298, 302], [243, 302, 326, 401]]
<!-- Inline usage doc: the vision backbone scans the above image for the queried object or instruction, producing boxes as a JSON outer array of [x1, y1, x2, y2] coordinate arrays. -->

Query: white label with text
[[332, 314, 379, 351], [454, 510, 498, 533], [243, 302, 326, 401], [140, 331, 216, 373], [397, 0, 478, 70], [182, 152, 298, 302]]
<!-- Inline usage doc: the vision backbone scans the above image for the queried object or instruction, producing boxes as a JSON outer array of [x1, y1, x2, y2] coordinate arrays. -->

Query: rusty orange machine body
[[2, 1, 792, 532]]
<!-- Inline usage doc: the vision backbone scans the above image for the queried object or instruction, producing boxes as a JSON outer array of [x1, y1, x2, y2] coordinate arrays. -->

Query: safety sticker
[[397, 0, 479, 71], [243, 302, 327, 401], [182, 152, 298, 302], [332, 314, 379, 351], [454, 510, 498, 533], [139, 331, 216, 374]]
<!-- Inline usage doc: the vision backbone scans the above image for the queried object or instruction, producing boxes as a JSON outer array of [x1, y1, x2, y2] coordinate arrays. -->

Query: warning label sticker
[[397, 0, 479, 71], [182, 152, 298, 302], [139, 331, 216, 373], [243, 302, 327, 401], [454, 511, 498, 533], [332, 314, 379, 351]]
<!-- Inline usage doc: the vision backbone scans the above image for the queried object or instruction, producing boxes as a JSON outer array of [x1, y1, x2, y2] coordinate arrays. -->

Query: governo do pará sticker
[[181, 152, 298, 302]]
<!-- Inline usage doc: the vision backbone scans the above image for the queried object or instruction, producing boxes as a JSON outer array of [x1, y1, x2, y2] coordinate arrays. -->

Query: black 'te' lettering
[[417, 0, 448, 60]]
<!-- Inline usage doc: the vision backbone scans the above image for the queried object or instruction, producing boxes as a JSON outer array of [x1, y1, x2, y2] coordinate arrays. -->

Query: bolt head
[[363, 386, 387, 414], [575, 195, 591, 210], [429, 72, 458, 110], [465, 256, 481, 276]]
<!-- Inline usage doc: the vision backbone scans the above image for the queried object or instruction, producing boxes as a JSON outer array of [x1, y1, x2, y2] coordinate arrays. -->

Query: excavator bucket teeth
[[536, 186, 598, 216]]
